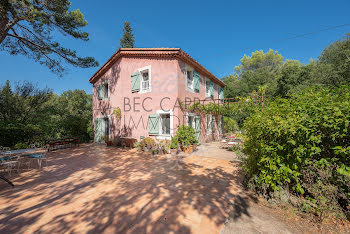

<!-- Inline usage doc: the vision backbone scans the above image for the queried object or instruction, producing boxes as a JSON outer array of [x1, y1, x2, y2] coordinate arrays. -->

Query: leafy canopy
[[0, 0, 99, 75]]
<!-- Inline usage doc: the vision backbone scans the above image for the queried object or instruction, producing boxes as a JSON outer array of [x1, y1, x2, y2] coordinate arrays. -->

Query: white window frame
[[156, 109, 173, 140], [186, 64, 195, 92], [101, 115, 110, 137], [138, 65, 152, 93], [206, 114, 212, 135], [97, 81, 109, 100], [205, 78, 211, 97], [103, 82, 109, 100], [186, 112, 196, 129]]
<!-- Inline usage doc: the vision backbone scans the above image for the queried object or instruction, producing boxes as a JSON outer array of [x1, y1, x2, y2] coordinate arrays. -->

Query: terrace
[[0, 143, 248, 233]]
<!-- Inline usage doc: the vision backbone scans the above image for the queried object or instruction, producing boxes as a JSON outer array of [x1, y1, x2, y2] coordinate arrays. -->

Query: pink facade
[[90, 48, 225, 143]]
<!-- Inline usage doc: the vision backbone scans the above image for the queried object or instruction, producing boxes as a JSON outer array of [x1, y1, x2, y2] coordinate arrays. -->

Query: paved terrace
[[0, 143, 247, 233]]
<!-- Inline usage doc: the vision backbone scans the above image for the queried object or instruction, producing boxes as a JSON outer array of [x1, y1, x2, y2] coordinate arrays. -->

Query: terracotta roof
[[88, 48, 226, 86]]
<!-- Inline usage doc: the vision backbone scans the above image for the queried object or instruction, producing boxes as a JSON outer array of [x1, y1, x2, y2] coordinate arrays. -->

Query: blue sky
[[1, 0, 349, 94]]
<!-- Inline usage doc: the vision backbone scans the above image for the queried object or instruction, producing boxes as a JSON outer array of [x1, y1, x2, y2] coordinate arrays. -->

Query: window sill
[[156, 135, 171, 140], [139, 89, 152, 94]]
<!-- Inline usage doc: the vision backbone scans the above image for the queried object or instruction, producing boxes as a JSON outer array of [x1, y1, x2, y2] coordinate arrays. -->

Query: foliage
[[187, 91, 262, 128], [112, 107, 122, 119], [0, 0, 98, 75], [13, 142, 29, 150], [242, 86, 350, 218], [223, 34, 350, 100], [0, 80, 92, 147], [223, 49, 283, 98], [224, 117, 239, 133], [139, 137, 155, 149], [175, 125, 198, 148], [119, 21, 135, 48], [170, 136, 179, 149], [318, 33, 350, 86]]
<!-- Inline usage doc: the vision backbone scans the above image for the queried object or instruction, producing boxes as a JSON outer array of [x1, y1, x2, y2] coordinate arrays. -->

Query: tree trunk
[[0, 16, 9, 44]]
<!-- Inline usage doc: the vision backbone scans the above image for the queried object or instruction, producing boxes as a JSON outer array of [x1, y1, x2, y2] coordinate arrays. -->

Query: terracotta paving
[[0, 144, 245, 234]]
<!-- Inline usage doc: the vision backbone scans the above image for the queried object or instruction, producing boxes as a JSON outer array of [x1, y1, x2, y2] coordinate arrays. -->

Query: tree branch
[[7, 32, 77, 64]]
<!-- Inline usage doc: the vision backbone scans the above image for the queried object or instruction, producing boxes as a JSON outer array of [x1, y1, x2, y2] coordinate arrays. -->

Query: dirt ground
[[0, 142, 348, 233]]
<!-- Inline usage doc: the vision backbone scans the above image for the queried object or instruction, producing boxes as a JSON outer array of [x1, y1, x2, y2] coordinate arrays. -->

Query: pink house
[[89, 48, 225, 143]]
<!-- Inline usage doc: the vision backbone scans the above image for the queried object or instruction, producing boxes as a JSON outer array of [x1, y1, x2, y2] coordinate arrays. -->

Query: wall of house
[[92, 57, 180, 142], [176, 60, 224, 143], [92, 56, 224, 143]]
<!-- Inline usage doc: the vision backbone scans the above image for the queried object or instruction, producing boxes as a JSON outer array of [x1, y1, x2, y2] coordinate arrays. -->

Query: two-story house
[[89, 48, 225, 143]]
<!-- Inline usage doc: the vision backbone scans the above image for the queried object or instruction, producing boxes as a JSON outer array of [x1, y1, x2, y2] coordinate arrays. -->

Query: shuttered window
[[193, 70, 200, 93], [148, 114, 159, 135], [210, 81, 214, 98], [131, 72, 141, 92]]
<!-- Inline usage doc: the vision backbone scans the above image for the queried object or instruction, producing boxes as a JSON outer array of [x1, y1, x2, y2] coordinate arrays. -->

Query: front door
[[94, 117, 110, 143]]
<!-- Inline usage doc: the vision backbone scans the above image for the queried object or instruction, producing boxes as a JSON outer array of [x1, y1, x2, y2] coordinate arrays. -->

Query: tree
[[120, 21, 135, 48], [317, 33, 350, 86], [223, 49, 284, 98], [0, 0, 98, 75]]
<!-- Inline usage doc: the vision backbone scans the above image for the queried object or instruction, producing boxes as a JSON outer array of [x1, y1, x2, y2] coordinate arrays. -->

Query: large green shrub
[[176, 125, 198, 147], [243, 86, 350, 218]]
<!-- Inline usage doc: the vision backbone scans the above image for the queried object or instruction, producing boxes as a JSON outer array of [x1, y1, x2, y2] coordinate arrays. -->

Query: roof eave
[[89, 48, 226, 87]]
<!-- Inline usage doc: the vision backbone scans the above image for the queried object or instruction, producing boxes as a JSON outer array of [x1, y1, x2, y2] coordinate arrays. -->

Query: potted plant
[[169, 137, 178, 155], [134, 142, 142, 151], [102, 135, 113, 146], [175, 125, 198, 154], [159, 140, 170, 154], [141, 137, 155, 152]]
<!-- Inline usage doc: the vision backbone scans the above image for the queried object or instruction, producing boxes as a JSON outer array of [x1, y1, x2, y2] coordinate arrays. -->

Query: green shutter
[[148, 114, 159, 135], [210, 81, 214, 97], [131, 72, 141, 92], [220, 87, 224, 99], [94, 118, 102, 142], [97, 85, 102, 100], [193, 71, 200, 92]]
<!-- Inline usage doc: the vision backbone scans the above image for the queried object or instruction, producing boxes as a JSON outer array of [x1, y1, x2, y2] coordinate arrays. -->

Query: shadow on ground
[[0, 144, 256, 233]]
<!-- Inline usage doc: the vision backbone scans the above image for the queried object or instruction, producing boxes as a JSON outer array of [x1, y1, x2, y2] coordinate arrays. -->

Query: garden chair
[[27, 145, 48, 169], [0, 151, 20, 176]]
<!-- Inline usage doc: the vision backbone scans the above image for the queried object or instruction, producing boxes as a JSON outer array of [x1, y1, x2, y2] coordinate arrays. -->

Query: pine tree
[[120, 21, 135, 48]]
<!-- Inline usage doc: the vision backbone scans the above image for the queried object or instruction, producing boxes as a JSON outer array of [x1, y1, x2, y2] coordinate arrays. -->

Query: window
[[97, 82, 109, 100], [160, 114, 170, 135], [205, 79, 210, 97], [141, 70, 150, 91], [132, 65, 151, 93], [188, 115, 194, 128], [187, 70, 194, 90], [103, 83, 109, 99], [206, 114, 212, 135]]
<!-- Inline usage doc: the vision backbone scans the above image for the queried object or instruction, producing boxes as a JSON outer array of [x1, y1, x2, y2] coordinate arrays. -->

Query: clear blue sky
[[1, 0, 349, 94]]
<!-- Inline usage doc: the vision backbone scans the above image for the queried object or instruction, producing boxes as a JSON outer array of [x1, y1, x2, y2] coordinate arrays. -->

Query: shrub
[[175, 125, 198, 148], [140, 137, 155, 149], [242, 86, 350, 218], [14, 142, 29, 150], [224, 117, 239, 133], [170, 136, 179, 149]]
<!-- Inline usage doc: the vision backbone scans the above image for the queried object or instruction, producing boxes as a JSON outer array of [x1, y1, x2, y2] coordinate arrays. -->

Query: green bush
[[224, 117, 239, 133], [176, 125, 198, 148], [140, 137, 155, 149], [243, 86, 350, 218], [14, 142, 29, 150], [170, 136, 179, 149]]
